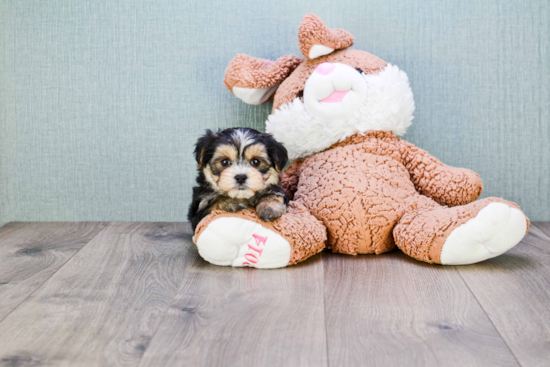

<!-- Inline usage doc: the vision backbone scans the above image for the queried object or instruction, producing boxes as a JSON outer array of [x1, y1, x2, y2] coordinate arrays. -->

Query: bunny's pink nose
[[315, 63, 335, 75]]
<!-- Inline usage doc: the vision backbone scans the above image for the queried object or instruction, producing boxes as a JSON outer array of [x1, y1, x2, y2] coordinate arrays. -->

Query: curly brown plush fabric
[[283, 132, 528, 259], [327, 133, 484, 207], [223, 54, 303, 91], [298, 14, 354, 59]]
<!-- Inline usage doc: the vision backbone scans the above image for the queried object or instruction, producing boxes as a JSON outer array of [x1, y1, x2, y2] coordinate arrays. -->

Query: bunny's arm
[[398, 140, 483, 207]]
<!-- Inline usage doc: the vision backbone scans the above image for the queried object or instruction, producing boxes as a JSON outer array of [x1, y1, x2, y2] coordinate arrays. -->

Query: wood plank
[[0, 222, 107, 322], [323, 252, 519, 367], [0, 222, 197, 367], [457, 223, 550, 366], [532, 222, 550, 238], [139, 255, 328, 367]]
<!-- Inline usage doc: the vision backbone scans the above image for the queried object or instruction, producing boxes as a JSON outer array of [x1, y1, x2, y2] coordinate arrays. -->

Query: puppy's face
[[195, 129, 288, 199]]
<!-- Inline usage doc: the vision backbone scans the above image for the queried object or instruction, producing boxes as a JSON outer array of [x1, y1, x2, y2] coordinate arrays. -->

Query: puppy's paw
[[226, 202, 249, 213], [256, 199, 287, 222], [215, 197, 249, 213]]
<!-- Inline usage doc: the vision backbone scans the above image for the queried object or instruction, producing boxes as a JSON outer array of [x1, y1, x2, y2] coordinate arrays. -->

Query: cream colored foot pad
[[441, 203, 527, 265], [195, 217, 291, 269]]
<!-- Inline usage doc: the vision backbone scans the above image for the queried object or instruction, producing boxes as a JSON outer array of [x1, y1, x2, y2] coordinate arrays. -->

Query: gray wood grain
[[0, 222, 197, 367], [323, 252, 519, 367], [533, 222, 550, 238], [138, 255, 328, 367], [457, 224, 550, 366], [0, 222, 107, 322]]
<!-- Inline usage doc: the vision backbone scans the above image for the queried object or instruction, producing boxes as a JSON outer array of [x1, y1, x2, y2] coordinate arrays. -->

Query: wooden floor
[[0, 222, 549, 367]]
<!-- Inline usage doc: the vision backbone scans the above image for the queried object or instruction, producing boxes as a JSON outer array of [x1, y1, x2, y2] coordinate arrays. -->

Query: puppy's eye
[[221, 159, 231, 167], [250, 159, 260, 167]]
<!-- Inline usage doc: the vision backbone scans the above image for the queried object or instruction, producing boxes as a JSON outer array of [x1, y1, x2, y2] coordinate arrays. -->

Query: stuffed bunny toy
[[192, 14, 529, 269]]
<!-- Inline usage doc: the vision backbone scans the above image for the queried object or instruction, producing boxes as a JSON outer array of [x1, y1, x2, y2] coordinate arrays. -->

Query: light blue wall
[[1, 0, 548, 222]]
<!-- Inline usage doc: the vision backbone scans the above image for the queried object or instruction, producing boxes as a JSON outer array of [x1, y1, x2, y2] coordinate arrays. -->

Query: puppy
[[188, 128, 289, 231]]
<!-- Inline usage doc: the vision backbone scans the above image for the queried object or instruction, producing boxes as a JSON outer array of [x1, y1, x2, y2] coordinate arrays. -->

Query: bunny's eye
[[221, 159, 231, 167]]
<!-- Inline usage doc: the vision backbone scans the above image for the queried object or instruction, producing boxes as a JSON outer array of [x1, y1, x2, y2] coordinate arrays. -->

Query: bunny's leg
[[193, 202, 327, 269], [394, 196, 529, 265]]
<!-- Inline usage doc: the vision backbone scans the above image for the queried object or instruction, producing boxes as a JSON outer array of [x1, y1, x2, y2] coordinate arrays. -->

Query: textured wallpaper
[[0, 0, 548, 222]]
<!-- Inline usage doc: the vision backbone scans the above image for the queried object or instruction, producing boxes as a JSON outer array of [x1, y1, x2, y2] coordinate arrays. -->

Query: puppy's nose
[[315, 62, 335, 75], [235, 174, 247, 185]]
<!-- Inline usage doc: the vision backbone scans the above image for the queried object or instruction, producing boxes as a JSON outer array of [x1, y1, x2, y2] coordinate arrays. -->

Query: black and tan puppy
[[188, 128, 289, 231]]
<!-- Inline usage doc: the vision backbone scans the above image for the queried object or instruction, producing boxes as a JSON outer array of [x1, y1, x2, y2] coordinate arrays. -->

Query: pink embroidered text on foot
[[243, 234, 268, 266]]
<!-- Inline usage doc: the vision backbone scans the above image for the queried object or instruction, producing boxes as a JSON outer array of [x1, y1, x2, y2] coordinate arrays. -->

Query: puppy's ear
[[194, 130, 218, 169], [264, 134, 288, 171]]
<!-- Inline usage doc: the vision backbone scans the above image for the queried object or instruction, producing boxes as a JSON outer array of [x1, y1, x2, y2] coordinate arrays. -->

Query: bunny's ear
[[298, 14, 354, 59], [224, 54, 303, 105]]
